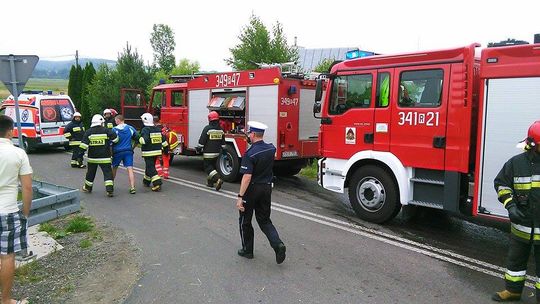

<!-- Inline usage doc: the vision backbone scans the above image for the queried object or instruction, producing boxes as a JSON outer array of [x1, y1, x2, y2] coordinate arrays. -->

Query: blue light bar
[[345, 49, 375, 60]]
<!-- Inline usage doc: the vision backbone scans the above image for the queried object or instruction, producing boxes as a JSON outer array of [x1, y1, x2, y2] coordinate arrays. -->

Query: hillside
[[32, 58, 116, 79]]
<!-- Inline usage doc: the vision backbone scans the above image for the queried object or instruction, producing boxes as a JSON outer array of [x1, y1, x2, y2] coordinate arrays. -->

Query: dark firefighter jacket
[[64, 120, 85, 146], [79, 126, 118, 163], [139, 125, 168, 158], [198, 120, 225, 159], [494, 151, 540, 243]]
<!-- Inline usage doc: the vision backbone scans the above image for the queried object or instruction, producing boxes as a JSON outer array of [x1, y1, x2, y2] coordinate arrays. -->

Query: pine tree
[[68, 65, 79, 108], [80, 63, 96, 128]]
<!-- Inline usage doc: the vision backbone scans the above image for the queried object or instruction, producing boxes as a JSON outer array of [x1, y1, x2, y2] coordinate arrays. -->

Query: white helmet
[[91, 114, 105, 127], [73, 112, 82, 118], [141, 113, 154, 126], [103, 109, 112, 115]]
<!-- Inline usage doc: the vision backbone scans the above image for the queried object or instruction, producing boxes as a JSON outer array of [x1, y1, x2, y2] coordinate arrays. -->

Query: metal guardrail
[[18, 181, 80, 227]]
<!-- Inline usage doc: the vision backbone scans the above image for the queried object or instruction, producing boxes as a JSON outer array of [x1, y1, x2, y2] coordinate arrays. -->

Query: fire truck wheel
[[348, 165, 400, 224], [21, 137, 33, 154], [217, 145, 240, 182]]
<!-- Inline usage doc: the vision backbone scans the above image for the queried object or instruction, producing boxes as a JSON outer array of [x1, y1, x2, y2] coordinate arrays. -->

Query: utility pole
[[75, 50, 79, 67]]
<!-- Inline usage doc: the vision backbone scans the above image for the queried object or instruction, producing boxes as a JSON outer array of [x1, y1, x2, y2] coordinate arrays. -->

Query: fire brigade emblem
[[21, 109, 29, 122], [345, 127, 356, 144]]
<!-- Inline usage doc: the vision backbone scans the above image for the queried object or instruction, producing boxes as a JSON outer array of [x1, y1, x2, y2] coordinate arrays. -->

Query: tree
[[86, 64, 117, 118], [150, 58, 201, 88], [68, 65, 83, 110], [115, 42, 153, 107], [80, 63, 96, 128], [150, 24, 176, 73], [313, 58, 336, 73], [226, 15, 298, 70]]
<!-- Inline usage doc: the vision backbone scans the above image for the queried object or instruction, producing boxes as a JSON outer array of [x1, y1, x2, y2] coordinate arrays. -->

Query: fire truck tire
[[348, 165, 400, 224], [217, 145, 241, 182]]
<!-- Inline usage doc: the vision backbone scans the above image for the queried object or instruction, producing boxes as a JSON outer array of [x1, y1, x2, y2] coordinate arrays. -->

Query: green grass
[[300, 159, 318, 180], [0, 78, 68, 99], [79, 239, 92, 249], [15, 260, 43, 283], [66, 216, 94, 233]]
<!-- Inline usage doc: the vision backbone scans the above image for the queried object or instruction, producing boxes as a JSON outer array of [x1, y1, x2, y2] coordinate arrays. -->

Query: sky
[[1, 0, 539, 72]]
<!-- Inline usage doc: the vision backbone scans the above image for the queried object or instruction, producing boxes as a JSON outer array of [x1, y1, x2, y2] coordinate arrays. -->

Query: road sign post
[[0, 55, 39, 148]]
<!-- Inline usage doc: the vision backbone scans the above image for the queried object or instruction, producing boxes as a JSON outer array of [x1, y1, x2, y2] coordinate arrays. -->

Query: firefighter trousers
[[84, 163, 114, 193], [203, 157, 220, 186], [143, 157, 162, 187], [504, 236, 540, 299], [155, 153, 170, 178], [238, 184, 283, 254], [71, 146, 85, 166]]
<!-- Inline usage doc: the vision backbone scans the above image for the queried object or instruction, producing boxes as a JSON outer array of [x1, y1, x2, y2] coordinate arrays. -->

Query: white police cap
[[247, 121, 268, 133]]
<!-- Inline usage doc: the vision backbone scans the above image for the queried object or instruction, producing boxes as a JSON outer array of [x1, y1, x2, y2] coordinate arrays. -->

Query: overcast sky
[[1, 0, 539, 71]]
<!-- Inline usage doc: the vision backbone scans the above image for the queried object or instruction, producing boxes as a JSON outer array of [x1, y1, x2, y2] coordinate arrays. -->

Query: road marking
[[127, 165, 535, 288]]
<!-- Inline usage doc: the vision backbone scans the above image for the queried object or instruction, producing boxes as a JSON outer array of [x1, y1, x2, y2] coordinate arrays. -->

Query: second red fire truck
[[121, 66, 320, 181], [314, 41, 540, 223]]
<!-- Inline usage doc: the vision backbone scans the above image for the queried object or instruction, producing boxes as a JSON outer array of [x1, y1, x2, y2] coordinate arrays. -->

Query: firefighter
[[197, 111, 225, 191], [492, 121, 540, 302], [139, 113, 168, 191], [64, 112, 86, 168], [155, 124, 179, 179], [79, 114, 119, 197], [103, 109, 116, 129], [236, 121, 286, 264]]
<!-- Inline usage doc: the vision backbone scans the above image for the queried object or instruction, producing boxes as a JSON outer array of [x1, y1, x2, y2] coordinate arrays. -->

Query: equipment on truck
[[313, 41, 540, 223]]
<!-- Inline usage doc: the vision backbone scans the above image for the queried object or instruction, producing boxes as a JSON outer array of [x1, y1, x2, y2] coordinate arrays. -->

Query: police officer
[[197, 111, 225, 191], [80, 114, 119, 197], [493, 121, 540, 302], [139, 113, 168, 192], [103, 109, 116, 129], [64, 112, 86, 168], [236, 121, 286, 264]]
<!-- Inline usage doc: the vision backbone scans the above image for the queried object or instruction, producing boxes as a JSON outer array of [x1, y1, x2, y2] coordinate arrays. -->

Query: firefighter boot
[[492, 290, 521, 302], [237, 249, 254, 259], [206, 176, 214, 187], [214, 178, 223, 191], [81, 185, 92, 193], [274, 243, 286, 264]]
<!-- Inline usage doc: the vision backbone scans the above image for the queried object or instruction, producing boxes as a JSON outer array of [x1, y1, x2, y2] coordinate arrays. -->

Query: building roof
[[297, 47, 357, 72]]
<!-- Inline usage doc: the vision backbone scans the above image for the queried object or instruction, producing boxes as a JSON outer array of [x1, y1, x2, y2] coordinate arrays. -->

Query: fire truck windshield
[[328, 74, 373, 115]]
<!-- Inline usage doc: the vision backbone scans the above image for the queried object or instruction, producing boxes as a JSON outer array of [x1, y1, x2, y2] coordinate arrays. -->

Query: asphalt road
[[28, 148, 539, 304]]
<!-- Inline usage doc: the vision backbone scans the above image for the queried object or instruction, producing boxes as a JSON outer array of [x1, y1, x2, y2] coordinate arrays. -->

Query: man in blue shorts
[[112, 115, 139, 194], [0, 115, 32, 304]]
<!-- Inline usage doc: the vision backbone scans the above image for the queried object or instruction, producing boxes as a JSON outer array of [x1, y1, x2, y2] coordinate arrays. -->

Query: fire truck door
[[389, 66, 450, 170], [161, 90, 187, 141], [120, 89, 146, 130], [320, 71, 376, 159]]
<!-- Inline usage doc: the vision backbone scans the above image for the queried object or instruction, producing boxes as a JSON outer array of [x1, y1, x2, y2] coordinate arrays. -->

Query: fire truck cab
[[121, 66, 320, 181], [315, 43, 540, 223], [0, 91, 75, 152]]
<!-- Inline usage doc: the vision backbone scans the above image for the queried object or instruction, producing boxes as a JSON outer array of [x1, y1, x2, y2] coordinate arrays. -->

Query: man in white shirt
[[0, 115, 32, 304]]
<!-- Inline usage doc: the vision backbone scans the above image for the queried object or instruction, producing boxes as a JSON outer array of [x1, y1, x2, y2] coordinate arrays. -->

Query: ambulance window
[[171, 91, 184, 107], [376, 73, 390, 108], [39, 99, 75, 122], [398, 69, 443, 108], [328, 74, 373, 115]]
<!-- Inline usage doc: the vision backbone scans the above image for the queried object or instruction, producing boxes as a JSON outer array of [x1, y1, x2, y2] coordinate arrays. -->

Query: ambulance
[[0, 91, 76, 152]]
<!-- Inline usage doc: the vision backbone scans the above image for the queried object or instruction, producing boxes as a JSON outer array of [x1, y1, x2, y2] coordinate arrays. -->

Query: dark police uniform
[[198, 119, 225, 187], [64, 118, 85, 168], [139, 124, 168, 190], [238, 135, 285, 259], [80, 125, 118, 195]]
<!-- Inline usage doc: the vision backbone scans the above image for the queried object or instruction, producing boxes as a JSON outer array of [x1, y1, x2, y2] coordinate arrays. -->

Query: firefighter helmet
[[73, 112, 82, 118], [103, 109, 112, 115], [91, 114, 105, 127], [109, 108, 118, 116], [208, 111, 219, 121], [141, 113, 154, 126], [527, 121, 540, 147]]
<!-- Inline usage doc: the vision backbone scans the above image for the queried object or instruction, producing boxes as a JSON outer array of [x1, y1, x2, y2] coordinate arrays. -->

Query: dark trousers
[[505, 236, 540, 297], [85, 163, 113, 192], [71, 146, 84, 166], [143, 157, 162, 187], [203, 157, 219, 186], [239, 184, 282, 253]]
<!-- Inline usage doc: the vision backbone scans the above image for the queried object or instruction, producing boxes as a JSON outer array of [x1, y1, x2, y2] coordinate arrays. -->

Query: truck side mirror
[[313, 101, 322, 118], [315, 79, 323, 102]]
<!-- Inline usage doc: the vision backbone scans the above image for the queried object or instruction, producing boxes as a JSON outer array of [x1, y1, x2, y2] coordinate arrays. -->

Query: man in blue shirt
[[112, 115, 139, 194], [236, 121, 286, 264]]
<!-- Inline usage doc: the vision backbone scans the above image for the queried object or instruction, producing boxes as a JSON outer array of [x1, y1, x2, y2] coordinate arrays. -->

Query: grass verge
[[299, 159, 318, 180]]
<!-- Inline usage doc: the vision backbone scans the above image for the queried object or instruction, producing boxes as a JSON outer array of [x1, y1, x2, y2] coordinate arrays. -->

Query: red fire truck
[[314, 42, 540, 223], [121, 66, 320, 181]]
